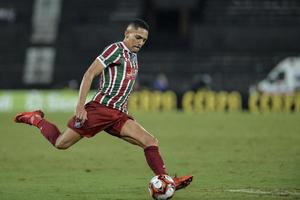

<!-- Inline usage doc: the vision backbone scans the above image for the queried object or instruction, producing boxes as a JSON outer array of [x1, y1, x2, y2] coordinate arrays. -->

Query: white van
[[251, 57, 300, 94]]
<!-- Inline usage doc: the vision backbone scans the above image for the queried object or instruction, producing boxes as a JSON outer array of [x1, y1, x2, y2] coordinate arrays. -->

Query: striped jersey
[[92, 41, 138, 113]]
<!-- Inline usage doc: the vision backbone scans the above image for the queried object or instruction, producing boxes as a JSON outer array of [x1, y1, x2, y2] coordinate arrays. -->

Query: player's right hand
[[75, 104, 88, 123]]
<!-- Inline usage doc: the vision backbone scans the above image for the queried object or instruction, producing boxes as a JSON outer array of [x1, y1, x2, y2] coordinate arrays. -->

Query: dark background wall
[[1, 0, 300, 95]]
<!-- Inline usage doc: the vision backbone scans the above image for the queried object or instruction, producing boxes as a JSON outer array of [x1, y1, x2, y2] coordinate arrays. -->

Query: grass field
[[0, 111, 299, 200]]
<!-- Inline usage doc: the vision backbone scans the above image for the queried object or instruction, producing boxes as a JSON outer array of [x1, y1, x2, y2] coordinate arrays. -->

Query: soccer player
[[14, 19, 193, 191]]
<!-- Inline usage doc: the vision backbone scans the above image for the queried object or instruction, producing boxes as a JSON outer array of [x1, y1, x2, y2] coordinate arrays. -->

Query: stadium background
[[0, 1, 300, 200], [1, 0, 300, 112]]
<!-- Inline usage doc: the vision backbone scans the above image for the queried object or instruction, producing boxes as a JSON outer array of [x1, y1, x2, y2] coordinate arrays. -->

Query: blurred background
[[1, 0, 300, 112]]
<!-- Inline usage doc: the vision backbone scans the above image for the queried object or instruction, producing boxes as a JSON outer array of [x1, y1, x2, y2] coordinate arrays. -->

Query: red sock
[[36, 119, 61, 146], [144, 146, 167, 175]]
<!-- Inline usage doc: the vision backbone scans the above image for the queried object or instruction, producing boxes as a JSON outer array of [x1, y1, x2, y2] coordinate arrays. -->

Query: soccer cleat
[[14, 110, 44, 126], [173, 175, 193, 190]]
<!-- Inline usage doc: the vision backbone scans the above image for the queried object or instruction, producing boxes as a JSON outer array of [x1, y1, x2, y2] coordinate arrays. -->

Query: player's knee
[[146, 136, 159, 147], [55, 141, 69, 150]]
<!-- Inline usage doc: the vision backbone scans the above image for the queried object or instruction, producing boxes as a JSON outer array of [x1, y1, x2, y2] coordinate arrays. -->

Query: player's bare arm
[[75, 59, 104, 122]]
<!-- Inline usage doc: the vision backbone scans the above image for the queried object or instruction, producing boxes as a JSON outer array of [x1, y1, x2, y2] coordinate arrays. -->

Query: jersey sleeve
[[97, 44, 121, 68]]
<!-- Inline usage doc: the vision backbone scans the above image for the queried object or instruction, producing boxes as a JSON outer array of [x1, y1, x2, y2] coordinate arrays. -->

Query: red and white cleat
[[173, 175, 193, 190], [14, 110, 44, 126]]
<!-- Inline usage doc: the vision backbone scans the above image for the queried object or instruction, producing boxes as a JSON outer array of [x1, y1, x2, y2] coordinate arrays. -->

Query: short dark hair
[[127, 19, 149, 31]]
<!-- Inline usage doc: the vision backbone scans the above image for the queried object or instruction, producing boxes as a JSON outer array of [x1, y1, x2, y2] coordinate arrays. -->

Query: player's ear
[[124, 31, 129, 39]]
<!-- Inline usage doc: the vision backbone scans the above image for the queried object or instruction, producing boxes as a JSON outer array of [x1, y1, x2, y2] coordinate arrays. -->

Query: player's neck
[[122, 41, 133, 53]]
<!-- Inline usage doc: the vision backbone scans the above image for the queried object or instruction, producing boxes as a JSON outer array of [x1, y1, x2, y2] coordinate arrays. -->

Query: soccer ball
[[148, 175, 176, 200]]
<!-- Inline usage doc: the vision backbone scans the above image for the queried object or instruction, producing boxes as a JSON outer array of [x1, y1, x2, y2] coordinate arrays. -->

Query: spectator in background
[[153, 72, 169, 91], [190, 73, 212, 92]]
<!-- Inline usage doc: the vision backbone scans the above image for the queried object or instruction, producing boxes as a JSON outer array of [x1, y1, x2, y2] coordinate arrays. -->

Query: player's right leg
[[14, 110, 82, 149]]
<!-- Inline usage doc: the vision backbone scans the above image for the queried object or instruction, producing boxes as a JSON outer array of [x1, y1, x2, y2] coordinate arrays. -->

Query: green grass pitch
[[0, 112, 299, 200]]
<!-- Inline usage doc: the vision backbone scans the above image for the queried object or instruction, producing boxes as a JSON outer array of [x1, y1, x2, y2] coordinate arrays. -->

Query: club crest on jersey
[[123, 54, 138, 65], [126, 68, 138, 80], [130, 54, 137, 63]]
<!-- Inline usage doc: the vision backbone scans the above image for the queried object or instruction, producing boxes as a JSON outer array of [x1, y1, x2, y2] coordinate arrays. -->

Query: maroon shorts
[[67, 101, 133, 138]]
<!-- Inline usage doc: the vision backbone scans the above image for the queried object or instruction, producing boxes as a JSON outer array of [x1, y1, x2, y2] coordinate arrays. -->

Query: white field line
[[227, 189, 300, 196]]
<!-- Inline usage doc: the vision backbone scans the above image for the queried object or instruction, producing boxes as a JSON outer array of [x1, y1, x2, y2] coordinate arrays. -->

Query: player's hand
[[75, 104, 88, 123]]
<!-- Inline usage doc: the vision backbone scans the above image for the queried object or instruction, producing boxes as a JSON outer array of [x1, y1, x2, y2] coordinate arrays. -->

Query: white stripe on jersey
[[107, 66, 118, 96], [108, 55, 127, 107], [110, 51, 130, 108], [101, 71, 105, 89], [99, 67, 113, 103], [113, 75, 132, 109], [119, 79, 135, 113]]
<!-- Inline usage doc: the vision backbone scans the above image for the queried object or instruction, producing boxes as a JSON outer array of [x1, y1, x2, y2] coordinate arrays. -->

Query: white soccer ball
[[148, 175, 176, 200]]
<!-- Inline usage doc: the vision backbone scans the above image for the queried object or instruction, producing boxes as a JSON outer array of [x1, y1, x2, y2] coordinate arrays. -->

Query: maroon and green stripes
[[93, 42, 138, 113]]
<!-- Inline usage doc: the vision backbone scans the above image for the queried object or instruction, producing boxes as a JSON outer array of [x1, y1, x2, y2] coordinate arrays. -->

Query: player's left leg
[[173, 175, 193, 190], [120, 119, 167, 175], [119, 119, 193, 190], [120, 119, 158, 148]]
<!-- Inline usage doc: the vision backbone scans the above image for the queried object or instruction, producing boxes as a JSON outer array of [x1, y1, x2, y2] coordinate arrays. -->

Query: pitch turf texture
[[0, 112, 299, 200]]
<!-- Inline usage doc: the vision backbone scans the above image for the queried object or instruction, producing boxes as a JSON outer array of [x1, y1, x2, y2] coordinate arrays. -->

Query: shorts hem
[[67, 123, 93, 138]]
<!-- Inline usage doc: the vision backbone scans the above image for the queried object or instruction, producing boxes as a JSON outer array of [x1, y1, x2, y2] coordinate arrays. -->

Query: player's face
[[124, 27, 148, 53]]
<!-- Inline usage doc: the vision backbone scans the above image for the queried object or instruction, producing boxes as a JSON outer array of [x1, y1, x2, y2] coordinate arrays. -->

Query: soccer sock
[[144, 146, 168, 175], [36, 119, 61, 146]]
